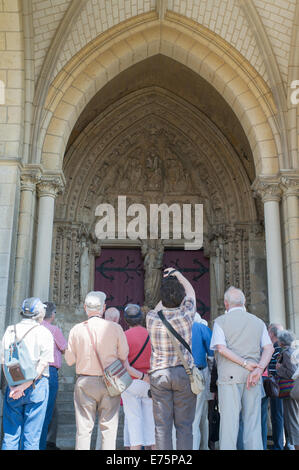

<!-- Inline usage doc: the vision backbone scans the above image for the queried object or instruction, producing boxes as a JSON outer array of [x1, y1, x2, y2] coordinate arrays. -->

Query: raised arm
[[164, 268, 196, 303]]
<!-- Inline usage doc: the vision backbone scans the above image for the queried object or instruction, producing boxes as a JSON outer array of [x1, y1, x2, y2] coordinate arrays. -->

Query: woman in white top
[[1, 297, 54, 450]]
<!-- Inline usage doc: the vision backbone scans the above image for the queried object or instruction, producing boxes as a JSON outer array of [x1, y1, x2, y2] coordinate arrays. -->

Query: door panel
[[95, 248, 144, 329], [163, 249, 210, 322]]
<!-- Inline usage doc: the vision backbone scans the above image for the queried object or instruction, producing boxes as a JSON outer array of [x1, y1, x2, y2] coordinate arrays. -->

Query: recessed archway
[[38, 14, 280, 177]]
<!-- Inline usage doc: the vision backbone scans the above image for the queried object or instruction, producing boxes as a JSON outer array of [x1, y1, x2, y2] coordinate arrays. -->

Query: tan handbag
[[84, 321, 132, 397]]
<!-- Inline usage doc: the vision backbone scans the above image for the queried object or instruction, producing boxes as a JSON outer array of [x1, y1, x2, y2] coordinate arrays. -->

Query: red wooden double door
[[95, 248, 210, 328]]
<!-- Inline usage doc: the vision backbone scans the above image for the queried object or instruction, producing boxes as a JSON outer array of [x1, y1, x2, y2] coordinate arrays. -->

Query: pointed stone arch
[[39, 12, 280, 177]]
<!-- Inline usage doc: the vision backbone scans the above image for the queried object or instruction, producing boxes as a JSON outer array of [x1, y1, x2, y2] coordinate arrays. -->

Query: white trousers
[[121, 379, 155, 447], [218, 381, 263, 450]]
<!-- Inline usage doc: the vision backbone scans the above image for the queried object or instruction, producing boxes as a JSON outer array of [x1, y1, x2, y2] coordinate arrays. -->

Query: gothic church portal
[[0, 0, 298, 448]]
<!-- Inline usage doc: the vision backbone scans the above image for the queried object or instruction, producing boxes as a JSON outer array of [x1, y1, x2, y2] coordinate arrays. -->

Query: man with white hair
[[210, 286, 274, 450], [95, 306, 120, 450], [1, 297, 54, 450], [105, 307, 120, 324], [65, 291, 129, 450]]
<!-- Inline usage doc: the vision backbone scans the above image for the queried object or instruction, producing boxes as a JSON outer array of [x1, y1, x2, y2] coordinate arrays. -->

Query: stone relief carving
[[52, 89, 262, 317], [80, 237, 90, 303]]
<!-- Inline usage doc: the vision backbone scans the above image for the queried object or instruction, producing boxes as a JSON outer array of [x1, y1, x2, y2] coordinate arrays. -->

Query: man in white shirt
[[1, 297, 54, 450], [210, 286, 274, 450]]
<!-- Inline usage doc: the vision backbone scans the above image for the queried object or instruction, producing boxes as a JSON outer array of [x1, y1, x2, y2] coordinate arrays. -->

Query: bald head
[[105, 307, 120, 323]]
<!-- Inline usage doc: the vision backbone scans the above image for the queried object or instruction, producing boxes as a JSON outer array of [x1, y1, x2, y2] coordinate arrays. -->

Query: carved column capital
[[20, 167, 42, 192], [37, 176, 65, 199], [20, 174, 40, 192], [280, 175, 299, 197], [252, 178, 282, 203]]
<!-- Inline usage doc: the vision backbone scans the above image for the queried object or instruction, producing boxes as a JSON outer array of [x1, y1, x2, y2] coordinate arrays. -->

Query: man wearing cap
[[1, 297, 54, 450], [39, 301, 67, 450], [64, 291, 129, 450]]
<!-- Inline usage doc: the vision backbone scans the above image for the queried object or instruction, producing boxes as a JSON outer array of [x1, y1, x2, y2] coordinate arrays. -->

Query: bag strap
[[84, 321, 104, 372], [130, 335, 150, 366], [13, 324, 39, 345], [157, 310, 192, 375], [157, 310, 192, 355]]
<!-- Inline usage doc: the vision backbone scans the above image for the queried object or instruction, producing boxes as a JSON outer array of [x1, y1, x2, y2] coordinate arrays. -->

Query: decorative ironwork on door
[[163, 250, 210, 321], [95, 248, 144, 328]]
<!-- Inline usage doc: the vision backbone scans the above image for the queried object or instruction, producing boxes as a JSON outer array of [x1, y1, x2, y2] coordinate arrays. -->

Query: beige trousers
[[74, 375, 120, 450], [218, 381, 263, 450]]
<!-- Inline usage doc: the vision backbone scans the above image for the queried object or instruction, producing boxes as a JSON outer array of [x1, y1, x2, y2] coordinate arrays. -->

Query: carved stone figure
[[165, 158, 178, 192], [80, 238, 90, 303], [141, 239, 164, 308], [145, 150, 163, 191]]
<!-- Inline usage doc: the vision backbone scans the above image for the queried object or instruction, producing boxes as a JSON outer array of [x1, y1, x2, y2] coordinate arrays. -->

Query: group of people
[[0, 267, 298, 451]]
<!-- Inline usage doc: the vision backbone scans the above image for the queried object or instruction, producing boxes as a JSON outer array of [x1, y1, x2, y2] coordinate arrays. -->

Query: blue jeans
[[261, 396, 268, 450], [39, 366, 59, 450], [237, 414, 244, 450], [2, 377, 49, 450], [270, 396, 284, 450]]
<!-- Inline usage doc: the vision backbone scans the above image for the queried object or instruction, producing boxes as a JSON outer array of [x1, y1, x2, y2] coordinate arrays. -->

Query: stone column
[[32, 177, 63, 301], [254, 180, 286, 326], [11, 171, 40, 322], [281, 176, 299, 334]]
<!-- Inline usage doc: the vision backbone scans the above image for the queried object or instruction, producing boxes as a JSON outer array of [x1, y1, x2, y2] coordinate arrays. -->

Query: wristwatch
[[242, 360, 248, 368]]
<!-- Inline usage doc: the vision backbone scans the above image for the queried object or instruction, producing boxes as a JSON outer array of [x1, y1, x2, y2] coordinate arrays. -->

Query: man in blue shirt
[[192, 316, 214, 450]]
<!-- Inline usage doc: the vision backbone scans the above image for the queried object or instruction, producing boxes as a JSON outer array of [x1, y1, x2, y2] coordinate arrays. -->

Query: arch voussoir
[[40, 17, 279, 178]]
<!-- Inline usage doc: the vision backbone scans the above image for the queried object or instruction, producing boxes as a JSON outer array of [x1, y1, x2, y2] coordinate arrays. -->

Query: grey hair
[[268, 323, 284, 338], [105, 307, 120, 323], [31, 311, 45, 322], [277, 329, 296, 347], [224, 286, 246, 307]]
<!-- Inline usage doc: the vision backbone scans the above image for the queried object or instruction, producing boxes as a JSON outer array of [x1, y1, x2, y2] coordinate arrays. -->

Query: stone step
[[55, 406, 125, 450], [57, 391, 74, 402], [56, 402, 75, 413]]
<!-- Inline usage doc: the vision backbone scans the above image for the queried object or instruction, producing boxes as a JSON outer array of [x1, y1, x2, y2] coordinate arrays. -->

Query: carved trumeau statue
[[80, 237, 90, 303], [141, 239, 164, 308]]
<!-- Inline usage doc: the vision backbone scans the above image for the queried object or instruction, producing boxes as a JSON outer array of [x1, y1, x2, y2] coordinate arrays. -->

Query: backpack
[[3, 324, 39, 387]]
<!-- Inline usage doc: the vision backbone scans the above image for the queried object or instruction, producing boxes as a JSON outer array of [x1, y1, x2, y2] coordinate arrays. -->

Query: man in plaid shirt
[[146, 267, 197, 450]]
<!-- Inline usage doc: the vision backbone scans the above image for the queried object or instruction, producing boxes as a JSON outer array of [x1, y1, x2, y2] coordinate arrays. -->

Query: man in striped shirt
[[146, 268, 197, 450], [268, 323, 284, 450]]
